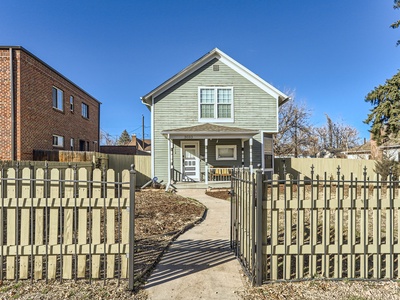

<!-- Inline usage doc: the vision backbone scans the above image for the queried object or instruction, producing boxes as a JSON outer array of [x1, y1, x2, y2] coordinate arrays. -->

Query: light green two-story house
[[141, 48, 289, 188]]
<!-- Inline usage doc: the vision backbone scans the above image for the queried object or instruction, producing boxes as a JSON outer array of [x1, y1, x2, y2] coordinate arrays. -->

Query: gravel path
[[144, 189, 246, 300]]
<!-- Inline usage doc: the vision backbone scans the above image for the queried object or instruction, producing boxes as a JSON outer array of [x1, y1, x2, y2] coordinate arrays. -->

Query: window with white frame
[[52, 87, 64, 111], [70, 138, 74, 150], [199, 87, 233, 121], [70, 96, 74, 112], [53, 135, 64, 148], [263, 133, 273, 169], [82, 103, 89, 118], [216, 145, 237, 160]]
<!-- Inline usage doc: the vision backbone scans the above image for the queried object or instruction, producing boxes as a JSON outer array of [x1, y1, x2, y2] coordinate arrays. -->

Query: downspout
[[9, 48, 15, 161]]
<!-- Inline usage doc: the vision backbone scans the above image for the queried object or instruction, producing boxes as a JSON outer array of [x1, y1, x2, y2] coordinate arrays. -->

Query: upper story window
[[82, 103, 89, 119], [52, 87, 64, 111], [199, 87, 233, 122], [70, 96, 74, 112]]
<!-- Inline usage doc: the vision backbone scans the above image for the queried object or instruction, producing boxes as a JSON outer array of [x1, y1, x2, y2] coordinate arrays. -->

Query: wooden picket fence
[[0, 164, 131, 282], [231, 166, 400, 285]]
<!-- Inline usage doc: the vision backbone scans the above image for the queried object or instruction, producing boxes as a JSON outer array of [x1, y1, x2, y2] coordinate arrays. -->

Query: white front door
[[181, 141, 200, 181]]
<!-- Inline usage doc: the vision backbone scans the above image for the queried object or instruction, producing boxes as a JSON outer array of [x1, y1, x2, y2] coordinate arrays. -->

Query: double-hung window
[[52, 87, 64, 111], [199, 87, 233, 122], [82, 103, 89, 119]]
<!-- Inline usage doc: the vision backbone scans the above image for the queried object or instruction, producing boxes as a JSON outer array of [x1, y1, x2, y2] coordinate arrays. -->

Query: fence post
[[128, 164, 136, 290], [255, 169, 263, 286]]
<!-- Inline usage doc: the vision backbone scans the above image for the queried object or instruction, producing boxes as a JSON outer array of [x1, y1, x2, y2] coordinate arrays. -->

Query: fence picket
[[77, 168, 88, 278], [106, 169, 115, 278], [92, 169, 102, 279], [6, 169, 16, 280], [34, 168, 45, 279], [19, 168, 31, 279], [48, 169, 60, 279], [270, 174, 279, 280], [120, 169, 130, 278]]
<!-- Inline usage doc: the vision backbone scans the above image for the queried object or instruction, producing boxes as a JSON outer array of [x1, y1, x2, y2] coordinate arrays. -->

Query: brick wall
[[0, 47, 100, 161], [0, 49, 12, 160]]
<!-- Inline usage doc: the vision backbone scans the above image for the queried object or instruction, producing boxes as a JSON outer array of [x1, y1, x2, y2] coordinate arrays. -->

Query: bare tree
[[100, 130, 117, 145], [315, 114, 360, 150], [274, 96, 314, 157]]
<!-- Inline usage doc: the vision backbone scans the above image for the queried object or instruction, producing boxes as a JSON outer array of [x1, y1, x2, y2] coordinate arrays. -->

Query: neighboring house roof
[[141, 48, 289, 106], [345, 141, 372, 154], [379, 139, 400, 149], [162, 123, 258, 139]]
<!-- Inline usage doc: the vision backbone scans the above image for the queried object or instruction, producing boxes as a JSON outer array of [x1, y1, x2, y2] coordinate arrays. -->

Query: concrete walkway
[[144, 189, 245, 300]]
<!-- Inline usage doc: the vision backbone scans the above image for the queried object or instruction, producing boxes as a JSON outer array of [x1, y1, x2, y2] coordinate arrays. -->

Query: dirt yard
[[0, 189, 206, 300]]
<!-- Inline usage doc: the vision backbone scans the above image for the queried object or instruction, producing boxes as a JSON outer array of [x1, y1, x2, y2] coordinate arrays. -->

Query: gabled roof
[[141, 48, 289, 106]]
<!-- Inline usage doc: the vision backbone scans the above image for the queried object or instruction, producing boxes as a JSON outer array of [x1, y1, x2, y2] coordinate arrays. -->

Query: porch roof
[[162, 123, 259, 139]]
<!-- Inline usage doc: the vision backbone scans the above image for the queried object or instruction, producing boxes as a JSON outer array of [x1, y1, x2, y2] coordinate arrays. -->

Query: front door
[[181, 141, 200, 181]]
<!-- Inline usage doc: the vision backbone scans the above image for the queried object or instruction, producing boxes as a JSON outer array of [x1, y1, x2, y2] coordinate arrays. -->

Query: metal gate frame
[[230, 167, 263, 286]]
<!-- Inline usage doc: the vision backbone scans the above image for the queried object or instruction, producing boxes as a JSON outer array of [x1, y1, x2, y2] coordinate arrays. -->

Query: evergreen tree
[[391, 0, 400, 46], [117, 129, 131, 145], [364, 71, 400, 145]]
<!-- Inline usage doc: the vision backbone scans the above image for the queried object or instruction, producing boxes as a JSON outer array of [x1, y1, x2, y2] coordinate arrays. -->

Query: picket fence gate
[[0, 163, 136, 287], [231, 166, 400, 285]]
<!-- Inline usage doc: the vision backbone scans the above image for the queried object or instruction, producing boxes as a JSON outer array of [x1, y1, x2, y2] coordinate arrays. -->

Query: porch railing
[[207, 167, 233, 183]]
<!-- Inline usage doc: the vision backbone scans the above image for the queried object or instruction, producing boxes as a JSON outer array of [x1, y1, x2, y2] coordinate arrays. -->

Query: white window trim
[[82, 102, 89, 119], [261, 131, 274, 171], [216, 145, 237, 161], [70, 96, 74, 112], [198, 86, 234, 123], [53, 135, 64, 148], [52, 86, 64, 111]]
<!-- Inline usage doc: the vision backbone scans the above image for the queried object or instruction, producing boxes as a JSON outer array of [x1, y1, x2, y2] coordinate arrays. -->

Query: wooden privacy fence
[[231, 166, 400, 286], [0, 163, 136, 287]]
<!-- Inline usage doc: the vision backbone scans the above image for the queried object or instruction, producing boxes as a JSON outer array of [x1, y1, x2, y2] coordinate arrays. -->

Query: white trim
[[167, 137, 171, 187], [216, 145, 237, 161], [198, 86, 234, 122], [151, 97, 155, 178], [52, 134, 64, 148], [142, 48, 289, 105], [181, 141, 200, 181]]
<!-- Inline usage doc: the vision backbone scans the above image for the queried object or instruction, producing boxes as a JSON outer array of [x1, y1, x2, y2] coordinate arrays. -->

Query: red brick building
[[0, 46, 100, 160]]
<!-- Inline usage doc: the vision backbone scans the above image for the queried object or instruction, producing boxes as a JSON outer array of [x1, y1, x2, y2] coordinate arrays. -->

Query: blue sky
[[1, 0, 400, 143]]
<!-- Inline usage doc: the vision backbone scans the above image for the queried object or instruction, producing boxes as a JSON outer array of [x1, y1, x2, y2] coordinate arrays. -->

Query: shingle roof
[[161, 123, 258, 138]]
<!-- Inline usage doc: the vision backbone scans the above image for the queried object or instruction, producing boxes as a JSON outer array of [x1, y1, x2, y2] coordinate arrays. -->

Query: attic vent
[[213, 65, 219, 71]]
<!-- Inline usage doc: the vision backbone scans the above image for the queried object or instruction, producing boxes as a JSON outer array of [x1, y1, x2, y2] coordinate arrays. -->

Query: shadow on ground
[[145, 238, 235, 288]]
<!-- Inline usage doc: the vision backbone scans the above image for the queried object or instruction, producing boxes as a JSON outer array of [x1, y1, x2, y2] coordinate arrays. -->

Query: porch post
[[205, 138, 208, 184], [250, 138, 253, 173], [241, 139, 245, 167], [171, 139, 174, 183], [167, 136, 171, 187]]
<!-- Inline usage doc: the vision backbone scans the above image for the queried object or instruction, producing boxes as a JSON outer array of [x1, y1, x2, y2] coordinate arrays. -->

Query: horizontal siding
[[153, 58, 278, 182]]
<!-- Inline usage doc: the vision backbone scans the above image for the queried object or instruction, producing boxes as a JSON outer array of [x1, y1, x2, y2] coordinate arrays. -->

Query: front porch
[[161, 123, 272, 189]]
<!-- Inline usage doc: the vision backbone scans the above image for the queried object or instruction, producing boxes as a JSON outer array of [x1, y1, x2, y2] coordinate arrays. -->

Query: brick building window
[[53, 135, 64, 148], [70, 138, 74, 150], [82, 103, 89, 119], [70, 96, 74, 112], [52, 87, 64, 111]]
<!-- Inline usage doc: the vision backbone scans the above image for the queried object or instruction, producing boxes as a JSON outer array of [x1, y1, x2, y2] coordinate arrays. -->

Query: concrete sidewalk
[[144, 189, 245, 300]]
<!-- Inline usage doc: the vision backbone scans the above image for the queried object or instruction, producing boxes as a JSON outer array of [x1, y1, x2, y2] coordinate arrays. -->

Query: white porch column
[[205, 138, 208, 184], [171, 139, 174, 183], [167, 136, 171, 189], [241, 139, 245, 167], [249, 138, 253, 173]]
